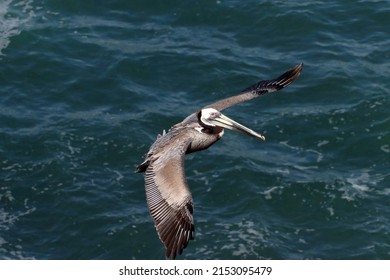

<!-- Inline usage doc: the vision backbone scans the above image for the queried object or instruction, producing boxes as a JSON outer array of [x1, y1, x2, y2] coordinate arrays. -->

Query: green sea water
[[0, 0, 389, 260]]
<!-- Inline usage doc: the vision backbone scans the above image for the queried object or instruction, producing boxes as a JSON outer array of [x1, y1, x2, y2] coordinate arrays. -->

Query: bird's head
[[197, 108, 265, 140]]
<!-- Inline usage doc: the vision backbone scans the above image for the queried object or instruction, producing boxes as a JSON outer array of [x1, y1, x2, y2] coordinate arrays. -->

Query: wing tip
[[292, 62, 304, 77], [164, 224, 195, 260], [293, 62, 304, 76], [240, 62, 304, 96], [278, 62, 304, 87]]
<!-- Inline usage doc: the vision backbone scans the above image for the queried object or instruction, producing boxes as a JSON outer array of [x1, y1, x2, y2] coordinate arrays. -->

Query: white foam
[[262, 186, 283, 200], [0, 0, 35, 55], [380, 145, 390, 153], [338, 170, 385, 201], [317, 140, 329, 147]]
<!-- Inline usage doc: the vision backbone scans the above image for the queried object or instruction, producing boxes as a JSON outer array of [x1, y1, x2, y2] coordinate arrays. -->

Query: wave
[[0, 0, 36, 55]]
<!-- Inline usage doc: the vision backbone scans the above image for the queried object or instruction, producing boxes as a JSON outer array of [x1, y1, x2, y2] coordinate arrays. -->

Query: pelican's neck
[[194, 126, 224, 137]]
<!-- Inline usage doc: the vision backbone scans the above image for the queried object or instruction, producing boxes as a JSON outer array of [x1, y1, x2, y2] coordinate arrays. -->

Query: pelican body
[[136, 64, 303, 259]]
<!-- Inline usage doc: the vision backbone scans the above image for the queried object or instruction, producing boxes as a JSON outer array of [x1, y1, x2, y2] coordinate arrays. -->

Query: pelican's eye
[[209, 111, 219, 119]]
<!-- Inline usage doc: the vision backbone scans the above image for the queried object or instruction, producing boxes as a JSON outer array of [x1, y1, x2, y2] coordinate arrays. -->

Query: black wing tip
[[241, 62, 303, 96], [164, 224, 195, 260], [289, 62, 304, 78], [276, 62, 304, 87], [290, 63, 303, 78], [295, 62, 304, 70]]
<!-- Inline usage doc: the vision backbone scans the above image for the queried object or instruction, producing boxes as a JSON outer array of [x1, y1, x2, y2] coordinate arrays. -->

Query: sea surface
[[0, 0, 389, 260]]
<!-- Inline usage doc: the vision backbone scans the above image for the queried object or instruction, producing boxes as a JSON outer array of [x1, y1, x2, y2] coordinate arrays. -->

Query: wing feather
[[205, 63, 303, 111], [144, 135, 195, 259]]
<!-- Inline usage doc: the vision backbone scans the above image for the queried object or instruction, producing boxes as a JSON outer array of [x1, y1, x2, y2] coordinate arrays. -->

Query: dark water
[[0, 0, 389, 260]]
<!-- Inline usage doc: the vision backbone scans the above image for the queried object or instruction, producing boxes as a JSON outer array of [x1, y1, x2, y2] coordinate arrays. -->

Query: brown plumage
[[136, 63, 303, 259]]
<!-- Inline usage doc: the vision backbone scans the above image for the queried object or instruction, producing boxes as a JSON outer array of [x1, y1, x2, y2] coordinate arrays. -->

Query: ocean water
[[0, 0, 389, 260]]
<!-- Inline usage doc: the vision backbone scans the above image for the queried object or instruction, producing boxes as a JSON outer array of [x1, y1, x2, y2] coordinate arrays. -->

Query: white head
[[198, 108, 221, 128], [197, 108, 266, 140]]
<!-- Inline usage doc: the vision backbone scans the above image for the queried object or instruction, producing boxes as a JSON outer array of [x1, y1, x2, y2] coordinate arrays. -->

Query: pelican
[[136, 63, 303, 259]]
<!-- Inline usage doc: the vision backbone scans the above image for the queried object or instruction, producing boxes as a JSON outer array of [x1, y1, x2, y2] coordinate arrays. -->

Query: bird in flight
[[136, 63, 303, 259]]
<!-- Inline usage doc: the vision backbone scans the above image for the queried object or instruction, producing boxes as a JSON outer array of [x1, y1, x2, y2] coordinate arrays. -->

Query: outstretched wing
[[144, 133, 195, 259], [205, 63, 303, 111]]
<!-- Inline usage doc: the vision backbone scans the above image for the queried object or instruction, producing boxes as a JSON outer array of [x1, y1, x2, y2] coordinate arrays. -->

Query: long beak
[[210, 113, 266, 141]]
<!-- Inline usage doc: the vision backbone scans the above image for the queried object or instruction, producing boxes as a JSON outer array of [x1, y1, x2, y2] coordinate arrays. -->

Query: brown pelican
[[136, 63, 303, 259]]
